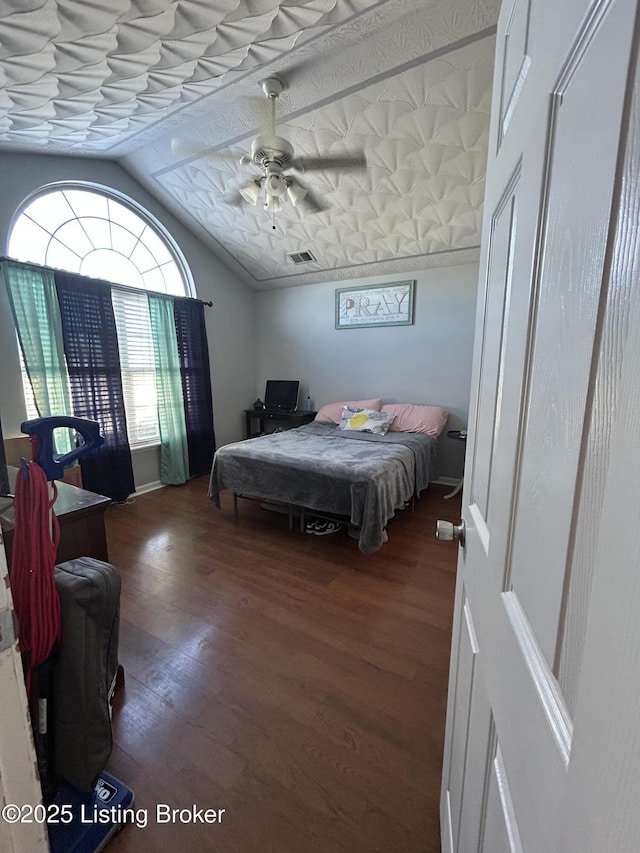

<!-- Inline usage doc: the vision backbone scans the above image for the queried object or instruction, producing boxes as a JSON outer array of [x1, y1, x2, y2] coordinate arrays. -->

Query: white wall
[[255, 264, 478, 479], [0, 153, 256, 489]]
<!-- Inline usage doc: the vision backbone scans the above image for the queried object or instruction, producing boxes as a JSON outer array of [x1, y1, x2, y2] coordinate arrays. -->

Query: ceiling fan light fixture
[[265, 172, 286, 197], [239, 180, 261, 206], [264, 194, 281, 214], [286, 181, 308, 207]]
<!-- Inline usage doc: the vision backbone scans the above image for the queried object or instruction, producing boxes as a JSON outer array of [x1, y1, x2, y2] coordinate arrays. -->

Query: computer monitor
[[264, 380, 299, 412]]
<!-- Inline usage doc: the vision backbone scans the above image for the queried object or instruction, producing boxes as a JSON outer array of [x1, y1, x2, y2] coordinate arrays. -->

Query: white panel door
[[0, 529, 49, 853], [440, 0, 640, 851]]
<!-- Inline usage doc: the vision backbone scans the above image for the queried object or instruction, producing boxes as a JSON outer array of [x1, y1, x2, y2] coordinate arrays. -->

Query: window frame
[[8, 182, 195, 450], [8, 181, 195, 298]]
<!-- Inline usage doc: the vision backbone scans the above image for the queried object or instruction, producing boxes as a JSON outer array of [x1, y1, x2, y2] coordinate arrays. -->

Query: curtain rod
[[0, 256, 213, 307]]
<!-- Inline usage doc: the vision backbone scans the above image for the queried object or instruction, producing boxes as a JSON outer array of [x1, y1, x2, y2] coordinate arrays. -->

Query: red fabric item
[[10, 452, 61, 697]]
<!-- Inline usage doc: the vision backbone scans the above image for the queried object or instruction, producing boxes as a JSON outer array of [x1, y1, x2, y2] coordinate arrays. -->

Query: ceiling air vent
[[288, 250, 316, 265]]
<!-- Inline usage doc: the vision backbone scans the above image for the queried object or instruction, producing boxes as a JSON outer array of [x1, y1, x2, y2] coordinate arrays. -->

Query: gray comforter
[[208, 422, 438, 554]]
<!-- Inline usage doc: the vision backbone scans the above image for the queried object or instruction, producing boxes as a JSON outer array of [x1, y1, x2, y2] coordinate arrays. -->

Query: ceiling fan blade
[[171, 138, 212, 159], [294, 153, 367, 172], [223, 192, 245, 208], [171, 138, 251, 166], [301, 188, 330, 214]]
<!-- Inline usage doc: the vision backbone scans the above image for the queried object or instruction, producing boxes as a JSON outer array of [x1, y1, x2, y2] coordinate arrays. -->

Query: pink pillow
[[314, 398, 382, 424], [381, 404, 449, 437]]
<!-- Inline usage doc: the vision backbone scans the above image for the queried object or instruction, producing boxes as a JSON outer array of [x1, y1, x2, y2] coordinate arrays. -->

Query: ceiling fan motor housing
[[250, 133, 294, 171]]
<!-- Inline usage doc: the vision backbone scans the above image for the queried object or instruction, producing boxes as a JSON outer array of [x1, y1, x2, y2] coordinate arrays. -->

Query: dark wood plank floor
[[104, 478, 460, 853]]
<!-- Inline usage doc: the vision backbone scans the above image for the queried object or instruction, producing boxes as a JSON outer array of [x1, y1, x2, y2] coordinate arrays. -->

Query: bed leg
[[233, 492, 238, 522], [288, 504, 293, 531], [412, 496, 416, 513], [300, 507, 305, 533]]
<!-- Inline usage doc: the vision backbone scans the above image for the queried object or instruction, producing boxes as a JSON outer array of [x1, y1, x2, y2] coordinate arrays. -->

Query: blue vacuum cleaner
[[47, 772, 136, 853], [20, 415, 104, 480], [19, 416, 135, 853]]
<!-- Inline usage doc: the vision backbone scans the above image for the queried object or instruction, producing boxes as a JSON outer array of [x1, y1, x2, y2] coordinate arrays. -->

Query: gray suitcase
[[53, 557, 121, 792]]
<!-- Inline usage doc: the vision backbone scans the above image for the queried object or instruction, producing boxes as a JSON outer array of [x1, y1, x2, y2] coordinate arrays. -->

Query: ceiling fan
[[233, 76, 367, 223]]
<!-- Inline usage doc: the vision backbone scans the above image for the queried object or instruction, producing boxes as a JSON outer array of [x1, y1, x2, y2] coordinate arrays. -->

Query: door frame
[[0, 528, 49, 853]]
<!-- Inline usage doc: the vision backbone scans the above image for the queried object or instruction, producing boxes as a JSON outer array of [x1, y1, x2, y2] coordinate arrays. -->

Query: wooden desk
[[0, 467, 111, 567]]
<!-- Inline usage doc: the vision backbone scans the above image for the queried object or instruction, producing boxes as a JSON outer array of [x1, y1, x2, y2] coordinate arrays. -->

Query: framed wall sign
[[335, 280, 415, 329]]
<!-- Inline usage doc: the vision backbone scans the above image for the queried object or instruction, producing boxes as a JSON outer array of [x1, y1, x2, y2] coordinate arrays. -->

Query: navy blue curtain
[[173, 297, 216, 476], [54, 272, 135, 502]]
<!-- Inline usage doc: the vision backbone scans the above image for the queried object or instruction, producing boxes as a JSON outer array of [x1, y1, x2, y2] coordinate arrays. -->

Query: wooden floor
[[104, 478, 460, 853]]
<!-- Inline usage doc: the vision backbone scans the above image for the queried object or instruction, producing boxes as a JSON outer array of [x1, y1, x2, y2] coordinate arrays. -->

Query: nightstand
[[444, 429, 467, 499]]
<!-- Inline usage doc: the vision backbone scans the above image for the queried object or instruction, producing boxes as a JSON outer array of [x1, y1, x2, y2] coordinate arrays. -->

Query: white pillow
[[314, 398, 382, 424], [337, 406, 396, 435]]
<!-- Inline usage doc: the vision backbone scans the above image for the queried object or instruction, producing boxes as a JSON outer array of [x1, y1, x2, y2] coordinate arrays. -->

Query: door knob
[[436, 519, 465, 546]]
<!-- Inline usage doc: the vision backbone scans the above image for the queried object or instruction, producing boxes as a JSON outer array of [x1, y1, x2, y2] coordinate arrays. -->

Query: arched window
[[8, 184, 194, 447], [8, 183, 192, 295]]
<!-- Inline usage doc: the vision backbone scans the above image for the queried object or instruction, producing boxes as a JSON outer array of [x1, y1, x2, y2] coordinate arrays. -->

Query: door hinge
[[0, 608, 17, 653]]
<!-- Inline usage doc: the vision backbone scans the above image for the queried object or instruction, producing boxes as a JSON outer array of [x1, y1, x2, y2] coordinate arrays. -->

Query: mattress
[[208, 422, 438, 554]]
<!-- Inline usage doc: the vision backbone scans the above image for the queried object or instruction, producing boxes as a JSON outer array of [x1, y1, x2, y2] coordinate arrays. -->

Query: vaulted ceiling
[[0, 0, 500, 290]]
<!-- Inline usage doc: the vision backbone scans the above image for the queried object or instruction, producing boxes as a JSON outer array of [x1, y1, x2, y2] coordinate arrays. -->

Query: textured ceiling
[[0, 0, 500, 290]]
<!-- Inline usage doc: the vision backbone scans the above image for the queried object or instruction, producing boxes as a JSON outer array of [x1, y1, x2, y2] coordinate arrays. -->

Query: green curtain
[[2, 261, 73, 454], [148, 293, 189, 485]]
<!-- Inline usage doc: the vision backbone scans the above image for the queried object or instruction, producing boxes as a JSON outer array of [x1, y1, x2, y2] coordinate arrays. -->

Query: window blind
[[111, 287, 160, 447], [54, 271, 135, 501]]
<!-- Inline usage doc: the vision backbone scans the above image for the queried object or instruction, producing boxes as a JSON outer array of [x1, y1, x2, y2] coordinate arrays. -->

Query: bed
[[207, 421, 439, 554]]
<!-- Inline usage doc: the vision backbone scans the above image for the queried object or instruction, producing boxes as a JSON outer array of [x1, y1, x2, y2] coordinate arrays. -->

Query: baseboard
[[440, 790, 454, 853], [435, 476, 459, 487], [133, 480, 164, 497]]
